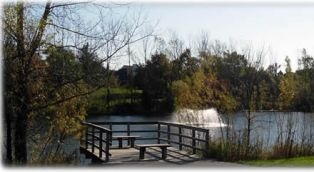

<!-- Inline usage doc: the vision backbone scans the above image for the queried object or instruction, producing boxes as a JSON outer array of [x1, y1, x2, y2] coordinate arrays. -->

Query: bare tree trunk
[[13, 1, 52, 164], [14, 2, 28, 164], [4, 1, 150, 164], [106, 60, 110, 111], [14, 98, 28, 164], [5, 109, 12, 164]]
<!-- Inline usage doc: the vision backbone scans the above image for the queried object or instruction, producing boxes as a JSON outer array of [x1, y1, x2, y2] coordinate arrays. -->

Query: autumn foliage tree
[[2, 1, 152, 164]]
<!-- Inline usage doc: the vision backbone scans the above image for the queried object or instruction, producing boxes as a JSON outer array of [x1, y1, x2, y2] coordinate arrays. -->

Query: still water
[[87, 109, 314, 147]]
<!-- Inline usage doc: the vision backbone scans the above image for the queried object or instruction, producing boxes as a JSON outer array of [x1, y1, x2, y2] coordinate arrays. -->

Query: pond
[[87, 109, 314, 147]]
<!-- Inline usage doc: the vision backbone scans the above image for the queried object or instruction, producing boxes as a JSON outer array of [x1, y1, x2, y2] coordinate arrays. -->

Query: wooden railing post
[[127, 122, 130, 145], [205, 130, 210, 156], [192, 129, 196, 154], [127, 122, 130, 136], [92, 127, 95, 153], [105, 132, 111, 162], [167, 124, 170, 144], [85, 126, 89, 149], [99, 131, 103, 158], [179, 126, 182, 150], [157, 123, 161, 144], [109, 123, 112, 146], [80, 122, 113, 163]]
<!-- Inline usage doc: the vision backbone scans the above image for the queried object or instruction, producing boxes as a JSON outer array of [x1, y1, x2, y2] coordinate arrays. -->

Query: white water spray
[[174, 108, 227, 128]]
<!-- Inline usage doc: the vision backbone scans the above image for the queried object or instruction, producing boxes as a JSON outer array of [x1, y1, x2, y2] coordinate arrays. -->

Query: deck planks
[[81, 146, 201, 165]]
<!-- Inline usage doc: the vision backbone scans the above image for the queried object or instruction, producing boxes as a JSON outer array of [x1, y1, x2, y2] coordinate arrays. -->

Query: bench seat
[[135, 144, 171, 159], [112, 136, 140, 148]]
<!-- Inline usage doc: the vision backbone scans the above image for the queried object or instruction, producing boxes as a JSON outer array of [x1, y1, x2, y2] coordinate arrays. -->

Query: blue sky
[[121, 3, 314, 71]]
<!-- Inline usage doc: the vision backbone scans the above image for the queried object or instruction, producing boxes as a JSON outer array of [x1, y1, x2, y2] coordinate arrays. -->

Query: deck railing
[[91, 121, 158, 143], [90, 121, 210, 156], [158, 121, 210, 155], [81, 122, 112, 162]]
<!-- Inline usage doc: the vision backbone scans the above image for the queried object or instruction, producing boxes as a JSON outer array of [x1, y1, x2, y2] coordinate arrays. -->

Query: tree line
[[134, 44, 314, 114], [133, 43, 314, 160]]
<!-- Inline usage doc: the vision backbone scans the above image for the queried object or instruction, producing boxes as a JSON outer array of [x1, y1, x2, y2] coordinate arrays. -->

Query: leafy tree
[[135, 53, 172, 111], [3, 1, 151, 164], [285, 56, 292, 73], [298, 49, 314, 70], [216, 51, 247, 108], [295, 49, 314, 111], [46, 47, 83, 88], [25, 47, 88, 164], [265, 63, 281, 109], [171, 70, 205, 109], [278, 73, 298, 110], [171, 69, 237, 113], [2, 2, 53, 163], [78, 44, 107, 87], [278, 57, 298, 110], [171, 49, 200, 81], [199, 52, 219, 75]]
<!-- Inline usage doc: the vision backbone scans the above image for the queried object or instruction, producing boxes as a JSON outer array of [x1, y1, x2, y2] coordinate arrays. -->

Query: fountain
[[174, 108, 228, 128]]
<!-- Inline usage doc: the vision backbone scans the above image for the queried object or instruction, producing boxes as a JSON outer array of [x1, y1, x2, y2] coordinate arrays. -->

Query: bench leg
[[161, 147, 167, 159], [118, 138, 123, 148], [130, 138, 135, 148], [139, 147, 145, 159]]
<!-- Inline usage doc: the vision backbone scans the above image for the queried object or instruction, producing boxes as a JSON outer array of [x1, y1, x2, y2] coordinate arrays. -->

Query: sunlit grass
[[87, 87, 142, 115], [240, 156, 314, 167]]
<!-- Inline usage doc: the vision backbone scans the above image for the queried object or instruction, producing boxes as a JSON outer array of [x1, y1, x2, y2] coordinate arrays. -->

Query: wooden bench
[[135, 144, 171, 160], [112, 136, 140, 148]]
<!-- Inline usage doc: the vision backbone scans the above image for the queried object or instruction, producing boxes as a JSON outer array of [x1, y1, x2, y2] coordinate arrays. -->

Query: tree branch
[[47, 22, 100, 39], [28, 1, 52, 58], [29, 85, 105, 112], [49, 1, 91, 9]]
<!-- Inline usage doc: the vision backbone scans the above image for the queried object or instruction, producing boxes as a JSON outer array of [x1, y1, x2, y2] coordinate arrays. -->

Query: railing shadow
[[146, 147, 201, 165]]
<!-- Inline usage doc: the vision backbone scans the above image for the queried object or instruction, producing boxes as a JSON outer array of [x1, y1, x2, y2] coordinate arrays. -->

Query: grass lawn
[[240, 156, 314, 167], [87, 87, 143, 115]]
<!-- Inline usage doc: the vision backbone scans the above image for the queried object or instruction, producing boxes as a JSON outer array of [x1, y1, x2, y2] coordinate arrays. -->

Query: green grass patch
[[240, 156, 314, 167], [87, 87, 143, 115]]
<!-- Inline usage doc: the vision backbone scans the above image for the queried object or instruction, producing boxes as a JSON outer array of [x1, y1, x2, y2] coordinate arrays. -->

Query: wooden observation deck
[[80, 121, 210, 165]]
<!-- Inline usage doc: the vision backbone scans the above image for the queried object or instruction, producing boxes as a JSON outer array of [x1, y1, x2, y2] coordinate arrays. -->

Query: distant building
[[115, 64, 139, 86]]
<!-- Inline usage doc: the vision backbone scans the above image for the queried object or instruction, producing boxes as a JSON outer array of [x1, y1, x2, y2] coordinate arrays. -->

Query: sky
[[4, 0, 313, 71], [95, 1, 314, 72]]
